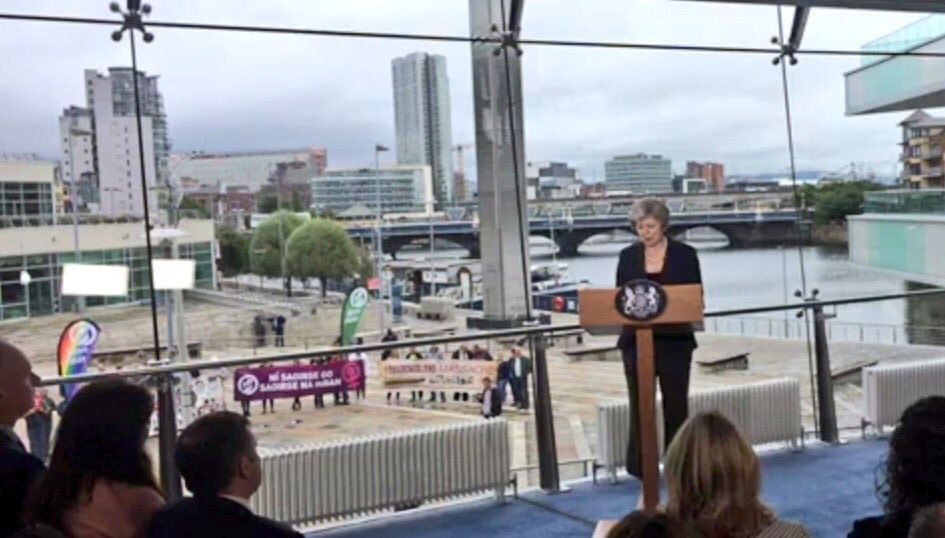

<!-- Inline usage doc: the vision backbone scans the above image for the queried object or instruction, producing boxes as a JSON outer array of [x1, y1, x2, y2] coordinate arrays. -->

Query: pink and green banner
[[57, 318, 102, 401]]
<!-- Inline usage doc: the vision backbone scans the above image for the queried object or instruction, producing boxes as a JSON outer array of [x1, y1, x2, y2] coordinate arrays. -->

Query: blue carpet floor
[[317, 440, 889, 538]]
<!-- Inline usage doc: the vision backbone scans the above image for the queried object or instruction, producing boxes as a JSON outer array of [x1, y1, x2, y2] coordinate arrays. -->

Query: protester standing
[[25, 388, 55, 462], [509, 347, 532, 410], [476, 377, 502, 419]]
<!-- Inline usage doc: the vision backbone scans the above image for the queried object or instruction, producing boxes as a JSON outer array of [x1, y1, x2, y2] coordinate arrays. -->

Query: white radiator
[[252, 419, 509, 527], [597, 378, 802, 482], [864, 358, 945, 434]]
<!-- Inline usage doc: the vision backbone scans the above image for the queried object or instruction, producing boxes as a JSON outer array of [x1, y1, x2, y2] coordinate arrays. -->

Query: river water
[[406, 238, 943, 337]]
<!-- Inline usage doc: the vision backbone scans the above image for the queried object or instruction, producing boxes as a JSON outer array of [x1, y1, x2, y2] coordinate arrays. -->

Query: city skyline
[[0, 0, 929, 183]]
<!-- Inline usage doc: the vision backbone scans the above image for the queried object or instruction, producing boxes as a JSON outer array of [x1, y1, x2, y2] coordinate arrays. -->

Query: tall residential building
[[170, 147, 327, 193], [392, 52, 453, 207], [59, 68, 171, 217], [311, 165, 433, 217], [899, 110, 945, 189], [686, 161, 725, 192], [604, 154, 673, 194]]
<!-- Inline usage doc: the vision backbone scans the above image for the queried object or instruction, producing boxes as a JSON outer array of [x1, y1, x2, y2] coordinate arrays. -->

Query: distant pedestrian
[[260, 362, 275, 415], [347, 338, 368, 401], [509, 347, 532, 410], [25, 389, 55, 462], [496, 354, 511, 405], [476, 377, 502, 419], [451, 345, 472, 402], [270, 315, 286, 348], [380, 329, 398, 360], [252, 314, 267, 348]]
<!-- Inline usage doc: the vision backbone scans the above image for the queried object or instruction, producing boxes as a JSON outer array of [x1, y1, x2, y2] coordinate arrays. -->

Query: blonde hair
[[664, 412, 774, 537]]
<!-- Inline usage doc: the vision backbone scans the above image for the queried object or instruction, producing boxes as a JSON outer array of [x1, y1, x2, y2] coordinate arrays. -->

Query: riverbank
[[812, 222, 848, 247]]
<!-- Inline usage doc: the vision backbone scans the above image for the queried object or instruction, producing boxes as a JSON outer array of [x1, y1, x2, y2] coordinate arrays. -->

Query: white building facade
[[311, 165, 433, 217]]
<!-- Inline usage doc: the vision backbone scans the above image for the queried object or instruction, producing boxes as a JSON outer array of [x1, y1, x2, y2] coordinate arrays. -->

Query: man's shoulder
[[0, 443, 45, 476]]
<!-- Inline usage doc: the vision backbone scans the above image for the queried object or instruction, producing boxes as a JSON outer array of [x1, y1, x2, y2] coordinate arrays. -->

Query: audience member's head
[[664, 411, 773, 537], [482, 376, 493, 391], [0, 339, 39, 428], [28, 379, 159, 529], [175, 411, 261, 500], [880, 396, 945, 524], [605, 511, 683, 538], [909, 503, 945, 538]]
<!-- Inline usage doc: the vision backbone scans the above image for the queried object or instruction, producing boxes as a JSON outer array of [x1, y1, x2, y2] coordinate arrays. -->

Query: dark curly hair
[[877, 396, 945, 525]]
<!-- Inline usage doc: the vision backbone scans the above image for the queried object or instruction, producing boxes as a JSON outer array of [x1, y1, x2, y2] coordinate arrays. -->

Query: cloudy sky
[[0, 1, 929, 181]]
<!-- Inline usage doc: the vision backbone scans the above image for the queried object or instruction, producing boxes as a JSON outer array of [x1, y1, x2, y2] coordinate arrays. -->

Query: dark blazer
[[477, 387, 503, 417], [0, 431, 46, 536], [147, 496, 303, 538], [497, 360, 511, 381], [848, 513, 911, 538], [615, 239, 702, 350], [509, 356, 532, 379]]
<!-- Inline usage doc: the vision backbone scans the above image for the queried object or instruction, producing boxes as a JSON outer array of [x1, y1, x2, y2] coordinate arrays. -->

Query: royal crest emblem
[[615, 279, 667, 322]]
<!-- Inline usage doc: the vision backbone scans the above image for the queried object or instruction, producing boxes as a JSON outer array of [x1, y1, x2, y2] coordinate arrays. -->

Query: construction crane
[[453, 144, 473, 202]]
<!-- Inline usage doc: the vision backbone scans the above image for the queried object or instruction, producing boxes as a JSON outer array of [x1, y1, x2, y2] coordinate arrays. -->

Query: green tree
[[286, 218, 360, 297], [256, 195, 278, 214], [178, 196, 210, 219], [812, 181, 884, 224], [216, 228, 250, 277], [249, 210, 306, 295]]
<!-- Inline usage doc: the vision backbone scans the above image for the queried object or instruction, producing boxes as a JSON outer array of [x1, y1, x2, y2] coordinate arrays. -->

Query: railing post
[[156, 372, 182, 499], [812, 304, 839, 444], [528, 330, 561, 493]]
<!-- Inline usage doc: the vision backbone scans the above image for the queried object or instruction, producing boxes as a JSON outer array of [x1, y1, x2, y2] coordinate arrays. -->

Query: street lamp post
[[374, 144, 388, 333], [19, 269, 31, 318], [428, 199, 436, 297]]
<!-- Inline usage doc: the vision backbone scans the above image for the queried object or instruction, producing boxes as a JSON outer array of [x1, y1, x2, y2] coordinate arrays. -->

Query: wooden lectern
[[578, 282, 703, 514]]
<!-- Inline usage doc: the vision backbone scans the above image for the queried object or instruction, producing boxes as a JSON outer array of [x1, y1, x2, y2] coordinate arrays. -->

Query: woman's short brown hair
[[629, 198, 670, 230]]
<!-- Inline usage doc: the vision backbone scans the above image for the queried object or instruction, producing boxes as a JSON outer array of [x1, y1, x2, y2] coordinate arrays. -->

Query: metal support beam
[[529, 331, 561, 493], [468, 0, 531, 327], [674, 0, 945, 12], [811, 304, 839, 444], [788, 6, 810, 52]]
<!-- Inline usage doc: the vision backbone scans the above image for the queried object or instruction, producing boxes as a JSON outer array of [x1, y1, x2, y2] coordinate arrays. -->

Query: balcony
[[922, 147, 944, 160]]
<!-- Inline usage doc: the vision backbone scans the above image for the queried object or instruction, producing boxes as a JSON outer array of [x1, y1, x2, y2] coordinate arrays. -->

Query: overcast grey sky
[[0, 1, 928, 180]]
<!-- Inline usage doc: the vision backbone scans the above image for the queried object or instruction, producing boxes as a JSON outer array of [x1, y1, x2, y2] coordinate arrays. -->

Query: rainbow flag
[[57, 318, 102, 401]]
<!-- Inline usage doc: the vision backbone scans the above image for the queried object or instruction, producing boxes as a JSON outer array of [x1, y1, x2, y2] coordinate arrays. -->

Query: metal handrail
[[34, 287, 945, 386]]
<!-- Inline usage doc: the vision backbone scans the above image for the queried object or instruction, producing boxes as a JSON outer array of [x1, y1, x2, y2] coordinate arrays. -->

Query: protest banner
[[234, 361, 365, 402], [379, 359, 497, 390]]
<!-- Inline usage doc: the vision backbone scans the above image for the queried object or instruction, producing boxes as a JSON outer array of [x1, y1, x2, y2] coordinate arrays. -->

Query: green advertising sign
[[340, 286, 370, 346]]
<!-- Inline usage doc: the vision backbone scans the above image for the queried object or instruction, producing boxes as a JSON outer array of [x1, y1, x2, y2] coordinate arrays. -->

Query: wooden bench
[[562, 344, 620, 362], [412, 325, 459, 339], [550, 329, 585, 348], [94, 341, 203, 364], [832, 360, 878, 386], [696, 352, 749, 373]]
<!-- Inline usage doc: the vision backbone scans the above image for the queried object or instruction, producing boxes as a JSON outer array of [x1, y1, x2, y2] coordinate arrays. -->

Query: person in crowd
[[451, 345, 472, 402], [28, 379, 166, 537], [475, 377, 502, 419], [909, 504, 945, 538], [596, 511, 684, 538], [308, 356, 325, 409], [426, 346, 446, 403], [25, 388, 55, 462], [404, 347, 425, 403], [0, 340, 45, 536], [471, 344, 493, 361], [850, 396, 945, 537], [663, 411, 808, 537], [617, 198, 703, 479], [348, 338, 369, 401], [496, 353, 511, 404], [259, 362, 275, 415], [240, 395, 251, 418], [147, 412, 302, 538], [508, 346, 532, 410], [269, 314, 286, 348], [252, 314, 267, 348], [329, 342, 350, 406], [380, 328, 398, 360]]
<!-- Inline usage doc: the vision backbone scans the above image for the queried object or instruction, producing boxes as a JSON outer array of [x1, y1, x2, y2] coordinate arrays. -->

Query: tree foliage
[[249, 211, 306, 278], [801, 181, 885, 224], [216, 228, 250, 277], [178, 196, 210, 219], [286, 218, 360, 296]]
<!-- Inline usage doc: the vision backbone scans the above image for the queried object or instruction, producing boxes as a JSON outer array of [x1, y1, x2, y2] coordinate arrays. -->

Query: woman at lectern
[[616, 198, 702, 479]]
